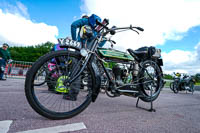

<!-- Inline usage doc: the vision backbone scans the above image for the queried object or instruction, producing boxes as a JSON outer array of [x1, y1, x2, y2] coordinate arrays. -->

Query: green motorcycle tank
[[98, 48, 134, 61]]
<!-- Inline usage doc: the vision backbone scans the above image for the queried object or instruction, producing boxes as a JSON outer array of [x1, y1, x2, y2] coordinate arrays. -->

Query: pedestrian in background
[[0, 43, 11, 80]]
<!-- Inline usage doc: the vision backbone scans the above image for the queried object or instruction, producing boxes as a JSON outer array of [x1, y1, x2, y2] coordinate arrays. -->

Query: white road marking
[[17, 122, 87, 133], [0, 120, 13, 133]]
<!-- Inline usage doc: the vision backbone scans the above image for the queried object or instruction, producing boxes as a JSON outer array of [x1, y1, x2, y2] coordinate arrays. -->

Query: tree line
[[9, 42, 54, 62]]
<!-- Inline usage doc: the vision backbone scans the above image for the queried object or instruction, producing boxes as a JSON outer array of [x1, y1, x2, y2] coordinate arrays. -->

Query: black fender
[[90, 62, 101, 102]]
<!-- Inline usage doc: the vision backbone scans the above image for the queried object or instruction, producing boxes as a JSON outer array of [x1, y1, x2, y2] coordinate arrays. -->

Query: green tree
[[163, 74, 173, 80], [9, 42, 54, 62]]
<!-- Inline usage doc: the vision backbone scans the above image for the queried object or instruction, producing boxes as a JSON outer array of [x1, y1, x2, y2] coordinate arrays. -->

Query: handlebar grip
[[110, 29, 116, 35], [136, 27, 144, 31], [96, 20, 103, 26]]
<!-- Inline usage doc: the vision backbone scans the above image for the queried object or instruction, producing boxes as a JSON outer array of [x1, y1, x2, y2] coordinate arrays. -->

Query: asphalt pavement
[[0, 78, 200, 133]]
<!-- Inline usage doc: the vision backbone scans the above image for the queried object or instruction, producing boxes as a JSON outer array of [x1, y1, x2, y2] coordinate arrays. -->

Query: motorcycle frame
[[68, 35, 114, 84]]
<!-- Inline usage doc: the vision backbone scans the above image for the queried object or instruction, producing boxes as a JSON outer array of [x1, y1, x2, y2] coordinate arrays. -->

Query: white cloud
[[81, 0, 200, 50], [194, 42, 200, 60], [16, 2, 29, 18], [162, 47, 200, 74], [81, 0, 200, 74], [0, 9, 58, 46], [0, 1, 29, 19], [162, 50, 196, 65]]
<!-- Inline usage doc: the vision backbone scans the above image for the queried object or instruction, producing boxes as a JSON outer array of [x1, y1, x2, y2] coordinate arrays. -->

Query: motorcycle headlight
[[80, 48, 88, 57]]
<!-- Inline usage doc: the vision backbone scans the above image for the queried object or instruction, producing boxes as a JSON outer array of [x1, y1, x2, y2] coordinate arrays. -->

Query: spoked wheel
[[169, 82, 174, 92], [138, 60, 162, 102], [171, 81, 179, 93], [25, 50, 95, 120], [189, 81, 195, 94], [46, 69, 59, 92]]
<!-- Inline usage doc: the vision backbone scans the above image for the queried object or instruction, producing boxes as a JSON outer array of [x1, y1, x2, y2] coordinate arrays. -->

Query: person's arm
[[71, 18, 89, 41]]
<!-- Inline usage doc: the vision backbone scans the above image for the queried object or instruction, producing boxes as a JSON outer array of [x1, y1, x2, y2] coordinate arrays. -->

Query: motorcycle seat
[[127, 49, 147, 61], [127, 48, 147, 55]]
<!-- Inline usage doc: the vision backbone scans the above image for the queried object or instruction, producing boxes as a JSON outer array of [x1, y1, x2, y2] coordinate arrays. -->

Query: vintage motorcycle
[[25, 19, 164, 120], [170, 73, 195, 94]]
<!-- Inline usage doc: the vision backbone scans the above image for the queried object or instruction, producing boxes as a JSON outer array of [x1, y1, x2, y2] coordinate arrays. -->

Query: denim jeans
[[0, 59, 6, 79]]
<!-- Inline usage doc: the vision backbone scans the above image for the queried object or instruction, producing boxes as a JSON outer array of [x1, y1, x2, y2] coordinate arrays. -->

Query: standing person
[[0, 43, 11, 80]]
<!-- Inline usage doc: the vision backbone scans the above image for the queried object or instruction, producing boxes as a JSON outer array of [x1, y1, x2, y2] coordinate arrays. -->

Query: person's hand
[[0, 57, 2, 60]]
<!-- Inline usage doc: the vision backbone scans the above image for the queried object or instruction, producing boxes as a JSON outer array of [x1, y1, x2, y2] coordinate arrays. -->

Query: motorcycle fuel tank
[[98, 48, 134, 61]]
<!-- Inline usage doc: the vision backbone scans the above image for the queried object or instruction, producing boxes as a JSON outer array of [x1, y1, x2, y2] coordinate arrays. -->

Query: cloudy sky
[[0, 0, 200, 74]]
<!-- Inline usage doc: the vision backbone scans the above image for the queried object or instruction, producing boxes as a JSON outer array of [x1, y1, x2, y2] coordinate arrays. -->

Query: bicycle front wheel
[[25, 50, 95, 120]]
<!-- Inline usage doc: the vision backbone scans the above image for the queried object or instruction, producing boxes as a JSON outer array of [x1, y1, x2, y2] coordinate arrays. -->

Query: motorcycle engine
[[112, 64, 129, 86]]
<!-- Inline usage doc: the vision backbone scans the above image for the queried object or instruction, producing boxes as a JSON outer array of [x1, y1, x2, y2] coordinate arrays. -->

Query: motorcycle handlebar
[[96, 21, 144, 36]]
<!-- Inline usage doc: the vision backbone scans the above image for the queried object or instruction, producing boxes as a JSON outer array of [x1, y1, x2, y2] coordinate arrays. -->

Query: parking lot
[[0, 78, 200, 133]]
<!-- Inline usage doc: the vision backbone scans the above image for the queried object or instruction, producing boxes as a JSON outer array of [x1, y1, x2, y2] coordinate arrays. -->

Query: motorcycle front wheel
[[25, 50, 95, 120]]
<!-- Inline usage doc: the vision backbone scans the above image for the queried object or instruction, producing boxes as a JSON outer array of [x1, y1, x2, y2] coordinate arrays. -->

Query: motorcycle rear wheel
[[138, 60, 162, 102], [189, 81, 195, 94], [25, 50, 95, 120]]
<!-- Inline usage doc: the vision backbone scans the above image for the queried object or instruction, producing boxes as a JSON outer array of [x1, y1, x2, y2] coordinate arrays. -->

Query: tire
[[158, 65, 165, 89], [138, 60, 162, 102], [172, 81, 179, 93], [189, 81, 194, 94], [25, 50, 95, 120], [169, 82, 174, 91]]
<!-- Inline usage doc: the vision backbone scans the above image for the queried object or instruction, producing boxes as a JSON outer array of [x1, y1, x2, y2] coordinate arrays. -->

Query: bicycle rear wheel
[[25, 50, 95, 120]]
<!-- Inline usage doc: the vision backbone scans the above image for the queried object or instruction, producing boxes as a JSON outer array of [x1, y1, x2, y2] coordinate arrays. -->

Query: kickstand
[[136, 85, 156, 112]]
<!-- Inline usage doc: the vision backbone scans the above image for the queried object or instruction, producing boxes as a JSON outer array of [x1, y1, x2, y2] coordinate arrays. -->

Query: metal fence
[[4, 61, 33, 78]]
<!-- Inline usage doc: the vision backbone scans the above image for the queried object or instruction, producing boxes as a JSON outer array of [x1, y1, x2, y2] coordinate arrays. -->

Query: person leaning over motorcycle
[[71, 14, 106, 47], [63, 14, 105, 101], [0, 43, 11, 80], [175, 72, 181, 78]]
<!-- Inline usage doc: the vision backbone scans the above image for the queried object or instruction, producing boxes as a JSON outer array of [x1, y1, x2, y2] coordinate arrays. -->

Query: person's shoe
[[55, 76, 69, 93], [63, 93, 77, 101], [0, 78, 6, 80]]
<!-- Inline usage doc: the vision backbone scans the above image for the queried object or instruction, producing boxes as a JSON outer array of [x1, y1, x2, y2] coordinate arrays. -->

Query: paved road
[[0, 78, 200, 133]]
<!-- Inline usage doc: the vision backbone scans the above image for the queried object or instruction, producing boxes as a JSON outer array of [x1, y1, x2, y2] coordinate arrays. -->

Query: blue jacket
[[71, 18, 89, 41], [71, 18, 106, 47]]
